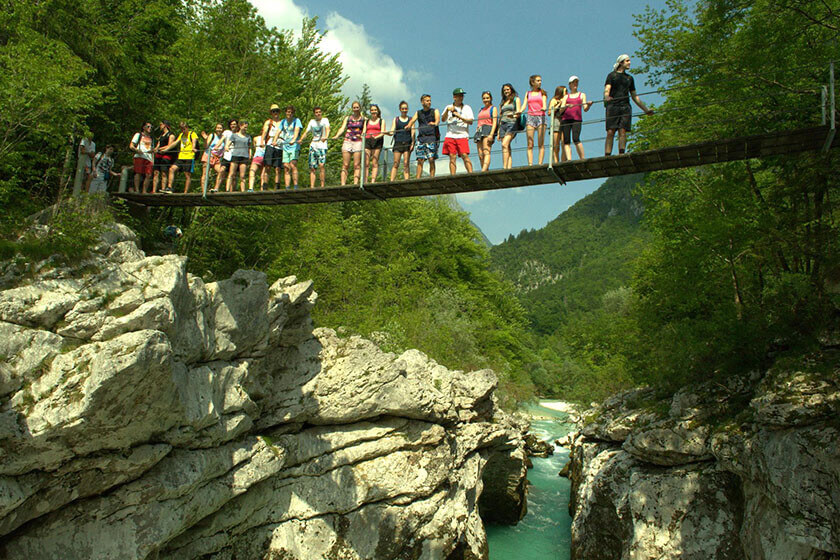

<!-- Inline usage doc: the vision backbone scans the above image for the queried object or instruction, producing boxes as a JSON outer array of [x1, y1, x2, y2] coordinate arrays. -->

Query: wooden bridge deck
[[115, 125, 832, 207]]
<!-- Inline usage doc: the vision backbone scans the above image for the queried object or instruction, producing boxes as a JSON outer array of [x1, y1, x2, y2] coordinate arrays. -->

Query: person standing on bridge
[[604, 54, 653, 156], [389, 101, 414, 181], [441, 88, 474, 175], [89, 145, 120, 194], [498, 83, 522, 169], [406, 94, 440, 178], [522, 75, 548, 165], [278, 106, 302, 189], [561, 76, 593, 161], [332, 101, 366, 185], [200, 123, 225, 192], [249, 133, 267, 191], [129, 122, 154, 193], [159, 121, 200, 193], [299, 107, 330, 189], [262, 104, 285, 190], [212, 118, 238, 192], [364, 104, 386, 183], [549, 85, 568, 164], [474, 91, 498, 172], [225, 120, 252, 192], [76, 132, 96, 194], [153, 121, 177, 193]]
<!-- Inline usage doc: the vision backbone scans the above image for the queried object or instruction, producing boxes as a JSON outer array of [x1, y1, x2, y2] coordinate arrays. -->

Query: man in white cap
[[441, 87, 474, 175], [603, 54, 653, 156]]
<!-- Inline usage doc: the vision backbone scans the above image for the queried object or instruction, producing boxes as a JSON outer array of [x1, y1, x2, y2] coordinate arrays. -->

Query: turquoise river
[[486, 401, 575, 560]]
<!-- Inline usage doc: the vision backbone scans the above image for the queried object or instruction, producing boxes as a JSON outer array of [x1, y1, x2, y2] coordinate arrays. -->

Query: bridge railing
[[124, 62, 839, 195]]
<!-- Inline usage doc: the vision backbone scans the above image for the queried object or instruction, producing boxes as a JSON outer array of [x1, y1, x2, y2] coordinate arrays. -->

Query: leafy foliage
[[0, 195, 122, 262], [627, 0, 840, 387], [0, 0, 346, 234]]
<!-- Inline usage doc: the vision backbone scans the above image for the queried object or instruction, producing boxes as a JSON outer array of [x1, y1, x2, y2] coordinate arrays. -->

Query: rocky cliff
[[0, 224, 527, 560], [565, 355, 840, 560]]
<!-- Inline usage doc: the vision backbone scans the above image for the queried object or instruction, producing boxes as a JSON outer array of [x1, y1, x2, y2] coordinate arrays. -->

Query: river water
[[486, 401, 575, 560]]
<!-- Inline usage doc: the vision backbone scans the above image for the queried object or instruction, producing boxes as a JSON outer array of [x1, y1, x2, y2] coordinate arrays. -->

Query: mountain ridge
[[490, 174, 648, 335]]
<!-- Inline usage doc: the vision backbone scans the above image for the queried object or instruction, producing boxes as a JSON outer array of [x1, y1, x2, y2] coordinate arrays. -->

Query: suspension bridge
[[114, 65, 838, 208]]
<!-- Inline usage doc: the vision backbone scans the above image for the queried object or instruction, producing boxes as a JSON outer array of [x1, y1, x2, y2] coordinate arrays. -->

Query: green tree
[[358, 83, 372, 113], [627, 0, 840, 386]]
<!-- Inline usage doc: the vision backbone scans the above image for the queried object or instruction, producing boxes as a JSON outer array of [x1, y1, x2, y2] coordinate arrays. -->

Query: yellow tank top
[[177, 131, 199, 159]]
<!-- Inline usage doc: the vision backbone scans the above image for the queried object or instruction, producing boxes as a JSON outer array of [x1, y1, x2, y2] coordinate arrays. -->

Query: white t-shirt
[[78, 138, 96, 168], [443, 104, 474, 139], [222, 129, 234, 161], [305, 118, 330, 150], [131, 133, 154, 161]]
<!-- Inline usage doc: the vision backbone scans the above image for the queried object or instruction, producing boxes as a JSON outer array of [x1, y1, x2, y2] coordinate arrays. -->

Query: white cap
[[568, 75, 580, 83]]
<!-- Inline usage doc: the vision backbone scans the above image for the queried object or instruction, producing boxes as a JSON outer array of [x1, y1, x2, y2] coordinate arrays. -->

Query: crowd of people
[[76, 55, 653, 194]]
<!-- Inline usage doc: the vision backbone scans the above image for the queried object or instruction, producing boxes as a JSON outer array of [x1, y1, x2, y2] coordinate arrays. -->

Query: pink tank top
[[365, 118, 381, 138], [527, 91, 545, 116], [477, 105, 494, 127], [564, 93, 583, 121]]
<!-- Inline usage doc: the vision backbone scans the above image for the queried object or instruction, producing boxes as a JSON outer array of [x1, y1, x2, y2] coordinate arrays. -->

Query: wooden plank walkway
[[114, 125, 833, 207]]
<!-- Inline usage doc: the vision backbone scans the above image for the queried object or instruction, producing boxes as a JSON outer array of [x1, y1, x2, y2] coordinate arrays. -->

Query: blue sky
[[254, 0, 673, 244]]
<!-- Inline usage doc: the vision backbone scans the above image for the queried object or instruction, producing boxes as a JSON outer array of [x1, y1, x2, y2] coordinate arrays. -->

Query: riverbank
[[538, 400, 580, 415], [520, 400, 581, 421]]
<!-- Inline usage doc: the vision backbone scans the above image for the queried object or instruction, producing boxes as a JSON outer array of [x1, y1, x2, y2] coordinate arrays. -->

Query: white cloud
[[251, 0, 307, 34], [251, 0, 414, 120], [322, 13, 412, 115]]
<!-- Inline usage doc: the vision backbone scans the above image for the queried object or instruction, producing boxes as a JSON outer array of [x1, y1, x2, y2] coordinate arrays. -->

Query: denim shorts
[[498, 120, 518, 137], [415, 141, 438, 160]]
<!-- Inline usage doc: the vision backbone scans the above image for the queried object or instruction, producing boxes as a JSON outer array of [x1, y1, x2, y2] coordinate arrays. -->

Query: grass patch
[[1, 195, 117, 265]]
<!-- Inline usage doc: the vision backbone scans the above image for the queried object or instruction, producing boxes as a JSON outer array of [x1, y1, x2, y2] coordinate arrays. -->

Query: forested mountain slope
[[490, 174, 649, 335]]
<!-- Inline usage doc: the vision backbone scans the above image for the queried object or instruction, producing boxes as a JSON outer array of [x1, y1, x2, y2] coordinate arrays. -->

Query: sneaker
[[293, 185, 298, 190], [247, 189, 254, 192], [163, 187, 172, 194]]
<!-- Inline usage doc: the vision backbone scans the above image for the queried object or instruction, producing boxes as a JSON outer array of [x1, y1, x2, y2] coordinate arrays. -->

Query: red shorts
[[133, 158, 153, 176], [442, 137, 470, 155]]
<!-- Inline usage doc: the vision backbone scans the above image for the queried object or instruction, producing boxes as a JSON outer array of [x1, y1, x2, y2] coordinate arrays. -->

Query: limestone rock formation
[[567, 356, 840, 560], [0, 224, 527, 560]]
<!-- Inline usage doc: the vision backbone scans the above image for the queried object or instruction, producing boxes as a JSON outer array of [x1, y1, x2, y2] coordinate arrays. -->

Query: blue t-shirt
[[279, 118, 302, 144]]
